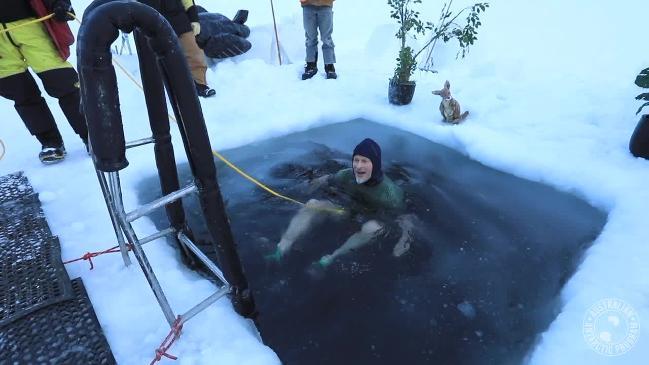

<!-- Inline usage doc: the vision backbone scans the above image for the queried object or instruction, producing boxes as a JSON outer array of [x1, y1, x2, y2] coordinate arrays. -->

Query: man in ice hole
[[268, 138, 415, 267]]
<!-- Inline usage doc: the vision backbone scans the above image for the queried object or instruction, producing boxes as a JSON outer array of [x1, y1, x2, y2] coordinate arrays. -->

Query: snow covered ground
[[1, 0, 648, 364]]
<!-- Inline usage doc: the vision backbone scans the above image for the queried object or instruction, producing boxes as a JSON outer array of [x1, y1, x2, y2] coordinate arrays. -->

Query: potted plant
[[630, 67, 649, 158], [388, 0, 489, 106], [388, 0, 425, 105]]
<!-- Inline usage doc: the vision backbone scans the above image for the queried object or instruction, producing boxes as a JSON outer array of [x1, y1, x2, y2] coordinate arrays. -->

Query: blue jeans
[[302, 5, 336, 64]]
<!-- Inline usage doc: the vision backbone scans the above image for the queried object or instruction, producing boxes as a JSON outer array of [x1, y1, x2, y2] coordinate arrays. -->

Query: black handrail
[[77, 0, 256, 318]]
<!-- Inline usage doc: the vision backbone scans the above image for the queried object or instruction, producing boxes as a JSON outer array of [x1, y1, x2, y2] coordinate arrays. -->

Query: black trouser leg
[[0, 71, 63, 146], [38, 67, 88, 141]]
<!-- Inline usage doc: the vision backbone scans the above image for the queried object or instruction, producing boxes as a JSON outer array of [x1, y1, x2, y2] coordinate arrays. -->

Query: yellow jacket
[[300, 0, 334, 7], [181, 0, 195, 10]]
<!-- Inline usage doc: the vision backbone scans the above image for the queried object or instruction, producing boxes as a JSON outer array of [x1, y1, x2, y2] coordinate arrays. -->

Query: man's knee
[[305, 37, 319, 48], [38, 67, 80, 99], [306, 199, 333, 208], [322, 37, 335, 48], [361, 220, 383, 234], [0, 72, 43, 104]]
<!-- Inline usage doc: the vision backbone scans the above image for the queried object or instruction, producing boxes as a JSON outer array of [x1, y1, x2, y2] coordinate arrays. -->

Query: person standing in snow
[[300, 0, 337, 80], [268, 138, 415, 268], [0, 0, 88, 164], [159, 0, 215, 98]]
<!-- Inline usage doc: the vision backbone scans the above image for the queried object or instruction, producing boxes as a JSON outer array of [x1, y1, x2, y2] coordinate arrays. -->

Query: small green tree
[[419, 1, 489, 72], [389, 0, 489, 83], [635, 67, 649, 115], [389, 0, 426, 83]]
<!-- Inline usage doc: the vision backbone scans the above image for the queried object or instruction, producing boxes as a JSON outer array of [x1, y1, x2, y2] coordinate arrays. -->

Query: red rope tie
[[63, 244, 133, 270], [150, 316, 184, 365]]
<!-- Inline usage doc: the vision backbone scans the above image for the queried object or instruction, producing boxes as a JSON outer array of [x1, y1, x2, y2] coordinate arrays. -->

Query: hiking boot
[[325, 64, 337, 79], [39, 145, 66, 164], [195, 82, 216, 98], [301, 62, 318, 80]]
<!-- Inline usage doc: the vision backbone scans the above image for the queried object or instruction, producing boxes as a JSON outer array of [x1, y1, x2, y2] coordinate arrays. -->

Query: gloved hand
[[186, 5, 200, 35], [52, 0, 75, 22], [191, 22, 201, 36]]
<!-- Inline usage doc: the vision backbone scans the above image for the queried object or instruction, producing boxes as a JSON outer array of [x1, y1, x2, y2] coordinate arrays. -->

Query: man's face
[[353, 155, 373, 184]]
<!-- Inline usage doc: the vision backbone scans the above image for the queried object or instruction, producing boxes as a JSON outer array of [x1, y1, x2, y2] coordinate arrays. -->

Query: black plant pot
[[388, 78, 416, 105], [630, 114, 649, 159]]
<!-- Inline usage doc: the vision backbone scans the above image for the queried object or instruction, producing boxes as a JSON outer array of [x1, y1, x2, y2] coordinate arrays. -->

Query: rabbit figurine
[[432, 80, 469, 124]]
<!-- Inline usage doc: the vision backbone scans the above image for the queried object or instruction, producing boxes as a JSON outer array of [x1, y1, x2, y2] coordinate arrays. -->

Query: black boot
[[35, 130, 66, 164], [195, 82, 216, 98], [301, 62, 318, 80], [38, 145, 66, 164], [325, 64, 337, 79]]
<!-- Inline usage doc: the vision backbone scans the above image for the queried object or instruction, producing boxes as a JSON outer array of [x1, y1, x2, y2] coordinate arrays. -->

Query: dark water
[[137, 119, 607, 365]]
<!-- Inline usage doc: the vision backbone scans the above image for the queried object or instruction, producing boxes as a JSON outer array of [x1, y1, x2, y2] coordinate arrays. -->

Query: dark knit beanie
[[352, 138, 383, 185]]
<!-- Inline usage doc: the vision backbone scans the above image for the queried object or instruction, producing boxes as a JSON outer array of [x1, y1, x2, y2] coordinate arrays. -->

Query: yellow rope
[[70, 14, 343, 214], [0, 139, 5, 161], [212, 150, 304, 206], [0, 14, 55, 35]]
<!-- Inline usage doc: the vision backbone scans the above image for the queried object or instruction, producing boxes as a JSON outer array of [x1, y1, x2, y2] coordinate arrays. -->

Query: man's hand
[[306, 175, 329, 194], [52, 0, 75, 22], [186, 4, 200, 36]]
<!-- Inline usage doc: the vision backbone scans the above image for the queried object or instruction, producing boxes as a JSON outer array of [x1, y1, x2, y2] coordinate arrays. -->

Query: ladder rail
[[177, 232, 229, 285], [96, 169, 132, 266], [108, 171, 176, 326]]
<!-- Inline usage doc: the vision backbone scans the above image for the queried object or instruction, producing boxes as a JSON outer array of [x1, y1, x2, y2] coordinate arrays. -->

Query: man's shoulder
[[332, 168, 354, 182], [380, 175, 401, 190], [376, 176, 405, 209]]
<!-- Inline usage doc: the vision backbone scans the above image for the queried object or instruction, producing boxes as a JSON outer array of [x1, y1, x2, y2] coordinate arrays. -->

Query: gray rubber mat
[[0, 174, 73, 327], [0, 278, 117, 365], [0, 172, 34, 205]]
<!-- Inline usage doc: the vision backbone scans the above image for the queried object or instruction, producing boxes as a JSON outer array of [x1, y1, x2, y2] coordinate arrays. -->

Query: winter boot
[[301, 62, 318, 80], [39, 145, 66, 164], [325, 64, 337, 80], [195, 82, 216, 98]]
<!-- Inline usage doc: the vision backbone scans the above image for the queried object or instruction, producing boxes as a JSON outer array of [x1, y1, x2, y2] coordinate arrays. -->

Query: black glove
[[186, 5, 199, 24], [52, 0, 75, 22]]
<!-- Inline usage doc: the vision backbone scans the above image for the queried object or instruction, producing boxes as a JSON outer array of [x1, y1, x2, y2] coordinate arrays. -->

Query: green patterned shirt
[[329, 168, 405, 212]]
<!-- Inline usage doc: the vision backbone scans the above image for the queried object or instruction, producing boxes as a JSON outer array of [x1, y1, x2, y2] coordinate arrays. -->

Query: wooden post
[[270, 0, 282, 65]]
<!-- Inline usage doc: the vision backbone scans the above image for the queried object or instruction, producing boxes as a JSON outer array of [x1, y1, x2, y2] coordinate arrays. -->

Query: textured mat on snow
[[0, 172, 73, 327], [0, 172, 34, 205], [0, 278, 117, 365]]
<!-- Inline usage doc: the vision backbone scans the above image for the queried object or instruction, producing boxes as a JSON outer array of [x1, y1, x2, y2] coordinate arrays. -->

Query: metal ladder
[[95, 139, 230, 326], [78, 0, 256, 328]]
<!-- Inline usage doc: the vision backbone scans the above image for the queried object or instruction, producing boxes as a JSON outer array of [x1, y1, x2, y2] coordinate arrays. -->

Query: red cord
[[150, 316, 184, 364], [63, 244, 133, 270]]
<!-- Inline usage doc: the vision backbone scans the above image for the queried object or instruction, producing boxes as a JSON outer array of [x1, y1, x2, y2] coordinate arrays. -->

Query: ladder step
[[180, 285, 230, 324], [138, 227, 176, 245], [125, 137, 155, 149], [125, 184, 197, 222]]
